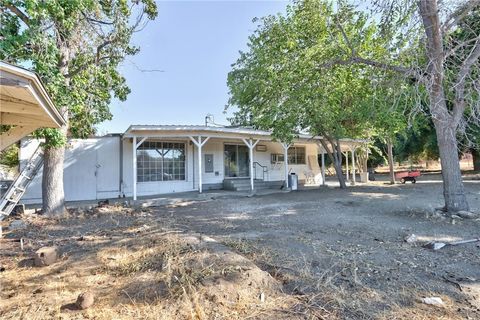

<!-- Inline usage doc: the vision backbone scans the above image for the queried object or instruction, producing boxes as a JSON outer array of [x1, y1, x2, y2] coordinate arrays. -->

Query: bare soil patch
[[153, 177, 480, 319], [1, 177, 480, 319], [0, 206, 323, 319]]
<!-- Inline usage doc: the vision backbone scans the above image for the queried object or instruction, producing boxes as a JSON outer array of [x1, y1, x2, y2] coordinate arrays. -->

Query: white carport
[[124, 125, 365, 201], [0, 62, 65, 151]]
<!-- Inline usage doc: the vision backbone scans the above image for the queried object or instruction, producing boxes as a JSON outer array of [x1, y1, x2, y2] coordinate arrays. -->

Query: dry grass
[[221, 237, 474, 320], [0, 208, 324, 320]]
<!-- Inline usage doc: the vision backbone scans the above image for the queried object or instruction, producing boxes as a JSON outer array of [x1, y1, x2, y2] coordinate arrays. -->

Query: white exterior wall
[[191, 139, 321, 184], [20, 136, 122, 204], [19, 136, 323, 204], [195, 139, 225, 187], [247, 141, 321, 183]]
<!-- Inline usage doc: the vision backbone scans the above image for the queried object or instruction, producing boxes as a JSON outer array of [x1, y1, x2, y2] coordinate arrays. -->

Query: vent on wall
[[256, 144, 267, 152]]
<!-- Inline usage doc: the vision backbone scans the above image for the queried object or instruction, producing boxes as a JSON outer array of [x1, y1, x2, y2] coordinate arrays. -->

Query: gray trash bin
[[288, 173, 298, 190]]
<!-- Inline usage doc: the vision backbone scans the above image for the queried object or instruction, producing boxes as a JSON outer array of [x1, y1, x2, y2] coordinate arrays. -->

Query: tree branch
[[81, 11, 114, 25], [335, 18, 356, 56], [442, 0, 480, 33], [445, 36, 480, 58], [326, 15, 421, 81], [316, 56, 419, 79], [3, 3, 30, 25], [453, 36, 480, 123], [64, 37, 115, 78]]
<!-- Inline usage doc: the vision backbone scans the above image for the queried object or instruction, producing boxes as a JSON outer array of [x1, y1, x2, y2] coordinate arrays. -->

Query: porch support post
[[351, 147, 356, 185], [321, 152, 326, 186], [189, 136, 210, 193], [132, 136, 137, 201], [345, 151, 349, 182], [132, 136, 148, 201], [281, 143, 290, 189], [242, 138, 260, 192]]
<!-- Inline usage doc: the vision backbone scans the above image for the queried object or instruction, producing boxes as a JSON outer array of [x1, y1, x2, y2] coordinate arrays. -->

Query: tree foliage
[[0, 0, 158, 141], [229, 1, 380, 140], [227, 0, 406, 187], [1, 0, 158, 215]]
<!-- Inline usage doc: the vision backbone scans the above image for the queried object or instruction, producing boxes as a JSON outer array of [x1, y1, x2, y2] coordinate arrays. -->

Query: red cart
[[395, 170, 421, 184]]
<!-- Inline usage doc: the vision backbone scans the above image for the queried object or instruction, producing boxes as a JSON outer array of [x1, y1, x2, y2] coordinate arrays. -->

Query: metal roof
[[124, 124, 365, 145]]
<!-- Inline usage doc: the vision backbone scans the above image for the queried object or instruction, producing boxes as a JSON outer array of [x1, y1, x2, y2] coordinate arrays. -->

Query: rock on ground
[[75, 291, 94, 310], [34, 246, 58, 267]]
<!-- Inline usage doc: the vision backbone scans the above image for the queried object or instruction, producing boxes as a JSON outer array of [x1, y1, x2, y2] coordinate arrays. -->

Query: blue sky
[[98, 0, 289, 134]]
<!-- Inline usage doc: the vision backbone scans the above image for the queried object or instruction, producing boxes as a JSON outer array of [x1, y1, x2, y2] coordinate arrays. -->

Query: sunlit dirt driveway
[[155, 175, 480, 319]]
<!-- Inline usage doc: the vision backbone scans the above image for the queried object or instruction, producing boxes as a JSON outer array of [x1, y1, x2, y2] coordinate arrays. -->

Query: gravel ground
[[153, 174, 480, 319]]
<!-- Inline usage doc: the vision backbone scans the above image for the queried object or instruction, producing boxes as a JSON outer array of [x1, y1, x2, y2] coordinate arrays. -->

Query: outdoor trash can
[[288, 173, 298, 190]]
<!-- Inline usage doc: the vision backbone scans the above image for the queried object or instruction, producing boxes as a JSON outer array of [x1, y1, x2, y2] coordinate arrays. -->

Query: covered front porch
[[123, 125, 364, 200]]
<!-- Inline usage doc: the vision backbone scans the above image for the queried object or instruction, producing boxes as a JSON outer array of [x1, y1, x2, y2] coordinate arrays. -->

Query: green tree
[[227, 1, 395, 188], [339, 0, 480, 212], [1, 0, 157, 215], [366, 79, 410, 184], [0, 144, 19, 169]]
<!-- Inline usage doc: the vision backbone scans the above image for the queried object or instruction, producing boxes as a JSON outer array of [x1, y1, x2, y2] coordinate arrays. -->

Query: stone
[[432, 210, 445, 219], [456, 211, 479, 219], [75, 291, 95, 310], [259, 292, 265, 303], [423, 242, 446, 250], [404, 234, 417, 243], [34, 246, 58, 267], [420, 297, 444, 306]]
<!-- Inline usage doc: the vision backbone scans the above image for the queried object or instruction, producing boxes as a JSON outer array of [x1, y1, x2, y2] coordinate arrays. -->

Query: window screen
[[287, 146, 306, 164], [137, 141, 186, 182]]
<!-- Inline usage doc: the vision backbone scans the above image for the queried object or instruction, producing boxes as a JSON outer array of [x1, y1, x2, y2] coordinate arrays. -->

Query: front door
[[224, 144, 249, 178]]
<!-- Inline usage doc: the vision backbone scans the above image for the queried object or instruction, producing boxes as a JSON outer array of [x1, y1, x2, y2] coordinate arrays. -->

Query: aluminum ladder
[[0, 146, 43, 219]]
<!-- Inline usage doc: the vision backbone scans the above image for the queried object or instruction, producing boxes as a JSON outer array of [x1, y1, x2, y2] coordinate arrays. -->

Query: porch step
[[223, 179, 283, 191]]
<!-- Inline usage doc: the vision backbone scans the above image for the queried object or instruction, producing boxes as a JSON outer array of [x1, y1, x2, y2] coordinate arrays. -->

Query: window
[[288, 146, 306, 164], [137, 141, 185, 182], [270, 153, 284, 163]]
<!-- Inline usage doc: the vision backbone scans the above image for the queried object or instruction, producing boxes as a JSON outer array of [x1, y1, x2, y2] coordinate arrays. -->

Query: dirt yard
[[1, 175, 480, 319]]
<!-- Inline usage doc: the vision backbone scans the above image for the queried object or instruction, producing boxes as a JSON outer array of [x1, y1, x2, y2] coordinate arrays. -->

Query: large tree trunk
[[319, 137, 347, 188], [387, 139, 395, 184], [42, 41, 69, 216], [471, 148, 480, 171], [418, 0, 469, 212], [42, 135, 67, 216], [434, 121, 469, 211]]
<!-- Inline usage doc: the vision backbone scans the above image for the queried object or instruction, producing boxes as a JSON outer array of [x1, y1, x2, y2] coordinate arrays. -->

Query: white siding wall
[[20, 136, 122, 204], [196, 139, 225, 186], [19, 136, 322, 204], [253, 141, 320, 182]]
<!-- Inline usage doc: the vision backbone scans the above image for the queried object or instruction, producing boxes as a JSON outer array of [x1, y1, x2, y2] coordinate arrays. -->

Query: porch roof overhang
[[0, 61, 65, 128], [123, 125, 366, 149]]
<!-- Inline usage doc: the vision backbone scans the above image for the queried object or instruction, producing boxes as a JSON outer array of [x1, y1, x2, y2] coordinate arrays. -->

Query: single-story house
[[19, 125, 364, 204]]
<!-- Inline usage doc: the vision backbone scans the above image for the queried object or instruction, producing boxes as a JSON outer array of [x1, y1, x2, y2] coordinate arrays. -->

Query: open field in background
[[1, 174, 480, 319]]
